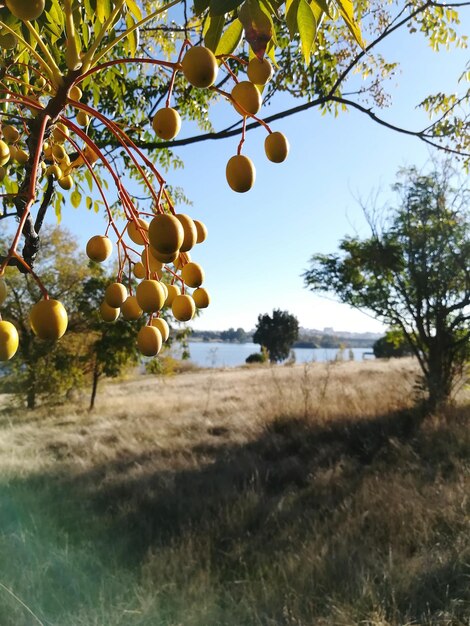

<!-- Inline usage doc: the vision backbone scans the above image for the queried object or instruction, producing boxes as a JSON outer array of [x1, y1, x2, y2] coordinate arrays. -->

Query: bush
[[246, 351, 268, 364]]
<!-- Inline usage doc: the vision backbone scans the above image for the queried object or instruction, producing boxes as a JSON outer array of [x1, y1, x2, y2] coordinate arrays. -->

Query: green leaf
[[125, 12, 138, 57], [310, 0, 324, 26], [194, 0, 210, 15], [84, 170, 93, 192], [265, 39, 278, 68], [71, 190, 82, 209], [286, 0, 299, 38], [203, 14, 225, 52], [238, 0, 273, 57], [125, 0, 143, 21], [55, 193, 63, 224], [297, 0, 317, 63], [86, 196, 92, 210], [311, 0, 330, 16], [210, 0, 244, 16], [215, 18, 244, 56], [97, 0, 111, 24], [335, 0, 365, 48]]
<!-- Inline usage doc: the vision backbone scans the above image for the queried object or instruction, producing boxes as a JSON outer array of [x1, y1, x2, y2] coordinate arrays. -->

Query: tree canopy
[[304, 163, 470, 409], [253, 308, 299, 362]]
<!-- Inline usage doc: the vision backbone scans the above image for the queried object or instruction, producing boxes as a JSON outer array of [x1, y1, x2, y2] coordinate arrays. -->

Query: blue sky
[[49, 8, 469, 333]]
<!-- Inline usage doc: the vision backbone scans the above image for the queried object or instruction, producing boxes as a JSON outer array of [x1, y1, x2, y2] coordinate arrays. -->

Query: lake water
[[177, 342, 374, 368]]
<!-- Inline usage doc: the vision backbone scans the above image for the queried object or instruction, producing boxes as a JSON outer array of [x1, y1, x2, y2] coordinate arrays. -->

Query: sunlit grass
[[0, 358, 468, 625]]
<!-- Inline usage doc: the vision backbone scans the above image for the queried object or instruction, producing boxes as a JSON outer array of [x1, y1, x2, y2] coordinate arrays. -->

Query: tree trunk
[[89, 360, 101, 411], [425, 343, 453, 412], [26, 385, 36, 410], [26, 365, 36, 409]]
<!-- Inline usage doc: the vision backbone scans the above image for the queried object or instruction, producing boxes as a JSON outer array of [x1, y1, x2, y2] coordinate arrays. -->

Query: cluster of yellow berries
[[152, 46, 289, 193], [86, 212, 209, 358], [0, 128, 30, 182], [0, 1, 290, 364], [0, 98, 92, 189]]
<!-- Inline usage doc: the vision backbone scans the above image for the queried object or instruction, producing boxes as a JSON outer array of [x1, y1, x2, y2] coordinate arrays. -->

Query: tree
[[221, 327, 248, 343], [75, 268, 146, 411], [253, 309, 299, 363], [0, 1, 469, 365], [304, 164, 470, 411], [1, 227, 89, 408], [373, 329, 413, 359]]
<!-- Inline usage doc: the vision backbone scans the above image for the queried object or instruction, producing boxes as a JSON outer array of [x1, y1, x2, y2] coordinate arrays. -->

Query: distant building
[[323, 327, 334, 334]]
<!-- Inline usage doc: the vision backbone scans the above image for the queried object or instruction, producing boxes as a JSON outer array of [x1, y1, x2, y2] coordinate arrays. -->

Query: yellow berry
[[133, 262, 146, 279], [69, 85, 82, 101], [152, 107, 181, 141], [141, 248, 163, 276], [175, 214, 197, 253], [148, 214, 184, 255], [136, 279, 166, 313], [193, 287, 210, 308], [181, 46, 218, 88], [181, 262, 204, 288], [0, 320, 19, 360], [151, 248, 179, 263], [164, 283, 180, 307], [150, 317, 170, 342], [194, 220, 208, 244], [15, 148, 29, 164], [127, 218, 149, 246], [86, 235, 112, 262], [105, 282, 127, 308], [5, 0, 45, 21], [174, 252, 191, 271], [52, 123, 69, 144], [76, 111, 89, 127], [3, 125, 19, 143], [29, 299, 68, 340], [172, 294, 195, 322], [46, 164, 62, 179], [0, 140, 10, 166], [247, 57, 273, 85], [226, 154, 255, 193], [121, 295, 143, 321], [0, 32, 18, 49], [100, 301, 120, 322], [231, 81, 262, 116], [137, 325, 162, 357], [58, 175, 73, 190], [264, 131, 289, 163]]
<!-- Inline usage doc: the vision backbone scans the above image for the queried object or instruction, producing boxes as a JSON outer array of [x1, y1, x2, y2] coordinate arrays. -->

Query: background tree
[[304, 163, 470, 411], [373, 329, 413, 359], [220, 327, 248, 343], [1, 228, 89, 408], [75, 267, 147, 411], [253, 309, 299, 363]]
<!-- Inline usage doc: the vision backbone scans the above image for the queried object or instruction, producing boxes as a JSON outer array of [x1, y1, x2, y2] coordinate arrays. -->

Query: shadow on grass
[[1, 405, 469, 625]]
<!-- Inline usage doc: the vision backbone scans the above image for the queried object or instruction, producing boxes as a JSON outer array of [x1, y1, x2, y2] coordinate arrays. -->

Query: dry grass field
[[0, 359, 468, 625]]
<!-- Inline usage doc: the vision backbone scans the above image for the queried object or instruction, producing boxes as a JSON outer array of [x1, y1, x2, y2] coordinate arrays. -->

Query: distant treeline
[[190, 329, 379, 348]]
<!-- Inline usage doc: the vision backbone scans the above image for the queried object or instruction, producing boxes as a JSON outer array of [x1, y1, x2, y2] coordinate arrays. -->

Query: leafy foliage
[[75, 267, 146, 410], [0, 228, 90, 408], [373, 329, 413, 359], [253, 308, 299, 362], [304, 163, 470, 409]]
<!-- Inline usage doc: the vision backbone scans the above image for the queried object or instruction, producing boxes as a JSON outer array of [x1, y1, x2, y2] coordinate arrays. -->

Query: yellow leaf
[[335, 0, 365, 48]]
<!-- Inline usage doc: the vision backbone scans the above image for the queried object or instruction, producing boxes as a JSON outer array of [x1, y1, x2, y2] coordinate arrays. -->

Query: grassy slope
[[0, 359, 468, 626]]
